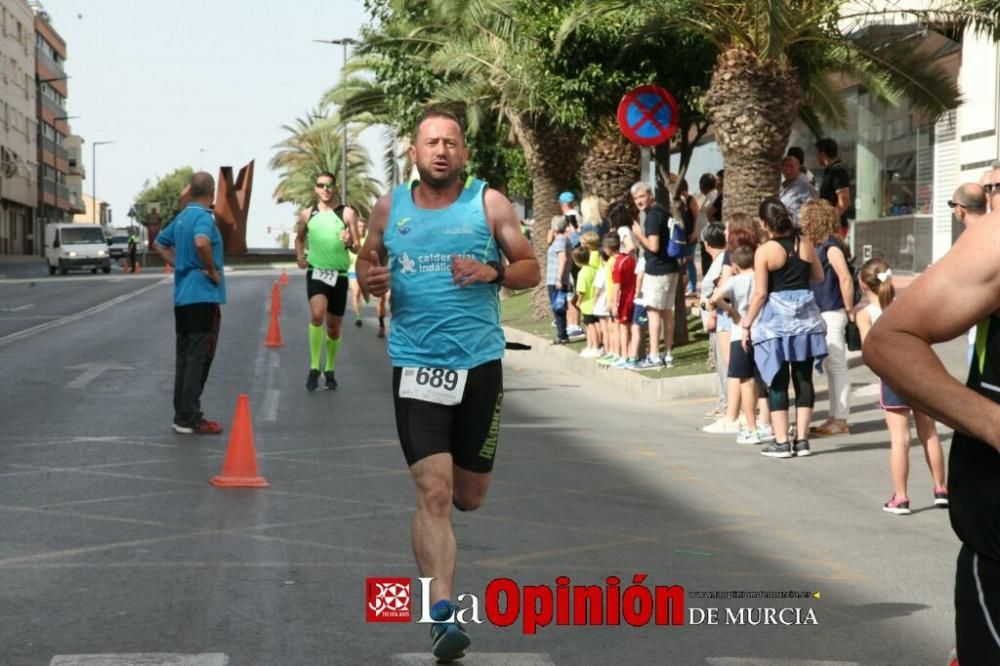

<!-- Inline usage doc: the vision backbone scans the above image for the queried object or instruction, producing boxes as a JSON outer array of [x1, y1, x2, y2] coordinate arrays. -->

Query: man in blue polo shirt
[[154, 171, 226, 435]]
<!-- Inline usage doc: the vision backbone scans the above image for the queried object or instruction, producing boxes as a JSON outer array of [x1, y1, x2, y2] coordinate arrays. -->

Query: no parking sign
[[617, 85, 680, 147]]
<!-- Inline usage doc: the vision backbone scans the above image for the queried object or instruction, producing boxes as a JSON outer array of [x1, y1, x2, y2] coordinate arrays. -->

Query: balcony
[[39, 93, 65, 120], [36, 48, 65, 80]]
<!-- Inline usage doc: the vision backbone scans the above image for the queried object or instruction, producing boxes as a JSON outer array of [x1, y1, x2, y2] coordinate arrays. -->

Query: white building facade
[[0, 0, 37, 255]]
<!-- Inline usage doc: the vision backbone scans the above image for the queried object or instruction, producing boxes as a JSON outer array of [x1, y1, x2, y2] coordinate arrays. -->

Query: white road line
[[393, 654, 554, 666], [705, 657, 861, 666], [0, 303, 35, 312], [0, 280, 165, 348], [50, 654, 228, 666], [65, 362, 133, 389], [262, 388, 280, 422]]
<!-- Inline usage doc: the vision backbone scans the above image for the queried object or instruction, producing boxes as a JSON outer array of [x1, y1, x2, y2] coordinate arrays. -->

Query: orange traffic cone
[[211, 394, 269, 488], [271, 280, 281, 316], [264, 293, 284, 348], [280, 269, 289, 286]]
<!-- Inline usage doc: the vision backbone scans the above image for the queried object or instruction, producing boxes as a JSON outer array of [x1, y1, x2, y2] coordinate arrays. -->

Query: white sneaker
[[736, 428, 762, 445], [703, 418, 740, 434], [567, 327, 585, 339], [580, 347, 601, 358], [662, 352, 674, 368]]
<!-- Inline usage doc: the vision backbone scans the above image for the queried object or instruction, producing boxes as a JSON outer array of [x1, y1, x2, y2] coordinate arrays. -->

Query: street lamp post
[[315, 37, 358, 205], [92, 141, 114, 227]]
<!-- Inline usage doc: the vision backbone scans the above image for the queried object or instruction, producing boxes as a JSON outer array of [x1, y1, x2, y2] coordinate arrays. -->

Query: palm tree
[[269, 107, 383, 219], [580, 118, 640, 204], [422, 1, 586, 318], [562, 0, 1000, 218]]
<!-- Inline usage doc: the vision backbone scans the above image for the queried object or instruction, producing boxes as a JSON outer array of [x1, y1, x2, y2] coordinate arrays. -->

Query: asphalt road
[[0, 270, 967, 666]]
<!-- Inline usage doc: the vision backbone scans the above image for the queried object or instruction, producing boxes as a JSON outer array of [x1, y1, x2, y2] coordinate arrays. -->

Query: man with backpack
[[630, 181, 682, 369]]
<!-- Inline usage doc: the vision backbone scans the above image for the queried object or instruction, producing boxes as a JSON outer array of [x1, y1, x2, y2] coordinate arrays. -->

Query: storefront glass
[[788, 87, 934, 222]]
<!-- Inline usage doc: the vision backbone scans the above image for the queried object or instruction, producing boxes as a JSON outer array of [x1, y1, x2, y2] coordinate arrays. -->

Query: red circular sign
[[617, 85, 680, 147]]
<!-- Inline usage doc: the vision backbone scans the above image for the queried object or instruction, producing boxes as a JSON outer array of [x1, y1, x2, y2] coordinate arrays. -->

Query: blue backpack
[[665, 218, 687, 259]]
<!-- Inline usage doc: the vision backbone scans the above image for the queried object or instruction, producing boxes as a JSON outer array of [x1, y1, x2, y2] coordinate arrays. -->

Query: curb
[[502, 326, 718, 405]]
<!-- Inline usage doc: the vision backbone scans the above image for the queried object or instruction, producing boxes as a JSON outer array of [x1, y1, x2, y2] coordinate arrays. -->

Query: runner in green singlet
[[294, 171, 361, 391]]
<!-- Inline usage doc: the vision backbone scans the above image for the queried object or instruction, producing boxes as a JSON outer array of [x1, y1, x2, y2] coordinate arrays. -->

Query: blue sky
[[51, 0, 381, 248]]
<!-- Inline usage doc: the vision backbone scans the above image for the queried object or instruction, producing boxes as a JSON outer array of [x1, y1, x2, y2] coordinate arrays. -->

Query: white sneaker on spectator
[[637, 356, 664, 370], [703, 418, 740, 434], [567, 327, 585, 339], [736, 428, 762, 445], [757, 424, 776, 442], [662, 352, 674, 368], [580, 347, 601, 358]]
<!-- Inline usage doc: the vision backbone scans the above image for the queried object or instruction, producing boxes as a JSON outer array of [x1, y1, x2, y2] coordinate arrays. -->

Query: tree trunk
[[703, 47, 803, 220], [580, 119, 641, 204], [510, 115, 582, 320]]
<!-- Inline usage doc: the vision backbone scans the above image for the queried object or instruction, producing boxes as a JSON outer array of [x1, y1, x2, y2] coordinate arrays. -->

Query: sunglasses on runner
[[985, 183, 1000, 194], [315, 182, 336, 190]]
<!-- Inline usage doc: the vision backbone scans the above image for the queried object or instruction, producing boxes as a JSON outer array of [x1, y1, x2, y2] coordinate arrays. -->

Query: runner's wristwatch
[[485, 260, 505, 285]]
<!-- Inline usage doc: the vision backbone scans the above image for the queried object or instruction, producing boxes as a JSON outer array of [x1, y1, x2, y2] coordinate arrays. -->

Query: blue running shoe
[[430, 619, 470, 662]]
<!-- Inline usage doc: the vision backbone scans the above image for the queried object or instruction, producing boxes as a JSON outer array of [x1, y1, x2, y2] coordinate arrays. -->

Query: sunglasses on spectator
[[947, 201, 965, 209], [315, 182, 336, 190], [985, 183, 1000, 194]]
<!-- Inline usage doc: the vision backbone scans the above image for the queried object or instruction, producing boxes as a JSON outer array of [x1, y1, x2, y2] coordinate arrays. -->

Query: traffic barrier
[[210, 394, 269, 488], [264, 283, 284, 347]]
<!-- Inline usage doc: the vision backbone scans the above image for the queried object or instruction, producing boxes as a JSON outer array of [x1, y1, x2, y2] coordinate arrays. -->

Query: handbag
[[846, 320, 862, 352]]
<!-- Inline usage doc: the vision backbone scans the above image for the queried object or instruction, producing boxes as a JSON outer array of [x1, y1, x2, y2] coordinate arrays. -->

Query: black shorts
[[306, 269, 349, 316], [728, 340, 756, 380], [956, 544, 1000, 664], [582, 314, 599, 326], [392, 359, 503, 473]]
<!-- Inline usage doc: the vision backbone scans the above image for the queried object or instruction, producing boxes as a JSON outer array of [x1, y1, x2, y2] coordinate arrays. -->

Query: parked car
[[44, 223, 111, 275]]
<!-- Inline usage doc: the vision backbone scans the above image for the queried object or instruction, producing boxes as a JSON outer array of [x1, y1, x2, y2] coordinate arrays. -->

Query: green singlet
[[306, 209, 350, 272]]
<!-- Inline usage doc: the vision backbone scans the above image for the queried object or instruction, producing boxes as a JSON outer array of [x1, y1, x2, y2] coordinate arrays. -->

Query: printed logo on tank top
[[397, 217, 412, 235], [394, 251, 476, 277]]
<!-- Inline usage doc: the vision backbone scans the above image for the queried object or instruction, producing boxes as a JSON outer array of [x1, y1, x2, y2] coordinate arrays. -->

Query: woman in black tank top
[[741, 198, 827, 459]]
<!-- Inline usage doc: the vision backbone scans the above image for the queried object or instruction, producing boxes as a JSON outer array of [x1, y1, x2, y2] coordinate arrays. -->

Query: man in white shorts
[[630, 182, 681, 368]]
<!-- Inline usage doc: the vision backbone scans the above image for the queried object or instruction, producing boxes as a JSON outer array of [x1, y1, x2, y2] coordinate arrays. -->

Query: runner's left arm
[[451, 189, 540, 289], [342, 206, 362, 254], [485, 188, 540, 289]]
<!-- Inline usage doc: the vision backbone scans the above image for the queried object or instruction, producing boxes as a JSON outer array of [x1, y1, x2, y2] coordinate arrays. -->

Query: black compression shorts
[[392, 359, 503, 473], [956, 544, 1000, 664], [306, 268, 349, 316]]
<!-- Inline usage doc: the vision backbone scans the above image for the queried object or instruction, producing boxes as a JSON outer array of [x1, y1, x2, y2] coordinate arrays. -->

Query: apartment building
[[0, 0, 37, 255], [32, 0, 82, 245]]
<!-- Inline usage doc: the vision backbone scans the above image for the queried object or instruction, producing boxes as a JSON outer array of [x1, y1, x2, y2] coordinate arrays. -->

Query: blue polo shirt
[[156, 203, 226, 306]]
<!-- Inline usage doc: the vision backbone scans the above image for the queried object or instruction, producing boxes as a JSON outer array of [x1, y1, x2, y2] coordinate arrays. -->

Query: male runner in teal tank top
[[357, 108, 540, 662], [295, 171, 361, 391], [866, 208, 1000, 664]]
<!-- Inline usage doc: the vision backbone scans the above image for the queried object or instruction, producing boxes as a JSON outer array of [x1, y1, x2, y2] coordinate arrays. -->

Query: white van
[[44, 223, 111, 275]]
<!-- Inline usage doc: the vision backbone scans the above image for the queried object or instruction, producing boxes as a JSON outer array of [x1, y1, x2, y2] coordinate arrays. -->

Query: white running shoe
[[703, 418, 740, 434]]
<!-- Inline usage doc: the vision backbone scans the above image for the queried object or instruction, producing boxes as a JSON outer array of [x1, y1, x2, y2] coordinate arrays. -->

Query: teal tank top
[[385, 178, 504, 369]]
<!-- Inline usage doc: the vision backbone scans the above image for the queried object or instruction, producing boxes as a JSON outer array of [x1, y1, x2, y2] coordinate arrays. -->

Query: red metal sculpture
[[178, 160, 254, 255]]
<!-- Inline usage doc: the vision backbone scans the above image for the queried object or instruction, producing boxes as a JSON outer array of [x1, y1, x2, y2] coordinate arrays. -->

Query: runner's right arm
[[356, 194, 392, 299], [865, 213, 1000, 450]]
